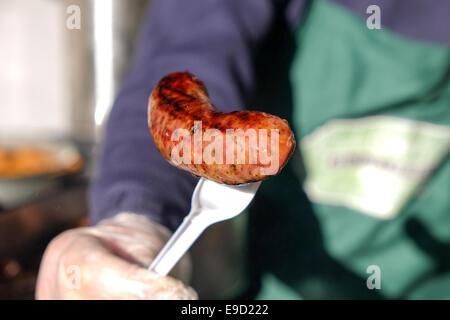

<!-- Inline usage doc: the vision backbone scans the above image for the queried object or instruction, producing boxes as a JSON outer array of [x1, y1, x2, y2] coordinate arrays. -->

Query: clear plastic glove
[[36, 213, 197, 300]]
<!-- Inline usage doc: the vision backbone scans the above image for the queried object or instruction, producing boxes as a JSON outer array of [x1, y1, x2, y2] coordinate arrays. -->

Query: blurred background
[[0, 0, 149, 298]]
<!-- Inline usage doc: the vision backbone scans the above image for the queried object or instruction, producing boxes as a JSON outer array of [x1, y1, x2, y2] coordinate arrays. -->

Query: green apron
[[250, 0, 450, 299]]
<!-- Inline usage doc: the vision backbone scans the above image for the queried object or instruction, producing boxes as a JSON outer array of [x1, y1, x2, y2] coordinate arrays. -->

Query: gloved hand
[[35, 213, 197, 300]]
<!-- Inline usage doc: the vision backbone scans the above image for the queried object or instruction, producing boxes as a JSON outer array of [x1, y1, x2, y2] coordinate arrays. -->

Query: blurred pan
[[0, 137, 83, 211]]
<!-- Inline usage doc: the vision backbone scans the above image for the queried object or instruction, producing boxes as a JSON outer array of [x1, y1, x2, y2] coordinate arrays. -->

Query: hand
[[35, 213, 197, 300]]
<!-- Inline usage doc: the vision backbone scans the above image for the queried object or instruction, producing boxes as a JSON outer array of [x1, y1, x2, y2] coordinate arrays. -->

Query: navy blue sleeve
[[88, 0, 275, 231]]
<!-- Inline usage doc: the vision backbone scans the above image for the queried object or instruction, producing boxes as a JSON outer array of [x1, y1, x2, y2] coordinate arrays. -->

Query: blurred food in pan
[[0, 140, 83, 210], [0, 145, 82, 178]]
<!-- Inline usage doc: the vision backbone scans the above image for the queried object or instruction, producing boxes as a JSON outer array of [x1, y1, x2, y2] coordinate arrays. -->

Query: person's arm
[[89, 0, 277, 231]]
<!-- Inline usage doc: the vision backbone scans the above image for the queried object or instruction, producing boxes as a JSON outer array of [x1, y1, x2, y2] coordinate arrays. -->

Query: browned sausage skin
[[148, 71, 296, 185]]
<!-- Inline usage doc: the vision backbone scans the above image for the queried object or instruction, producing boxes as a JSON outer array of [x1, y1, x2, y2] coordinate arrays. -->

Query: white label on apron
[[300, 116, 450, 219]]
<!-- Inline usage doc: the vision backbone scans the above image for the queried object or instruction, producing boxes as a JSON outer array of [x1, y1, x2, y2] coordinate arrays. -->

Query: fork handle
[[149, 213, 206, 276]]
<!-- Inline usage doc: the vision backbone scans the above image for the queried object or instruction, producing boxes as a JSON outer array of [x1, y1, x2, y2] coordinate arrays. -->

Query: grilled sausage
[[148, 71, 295, 185]]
